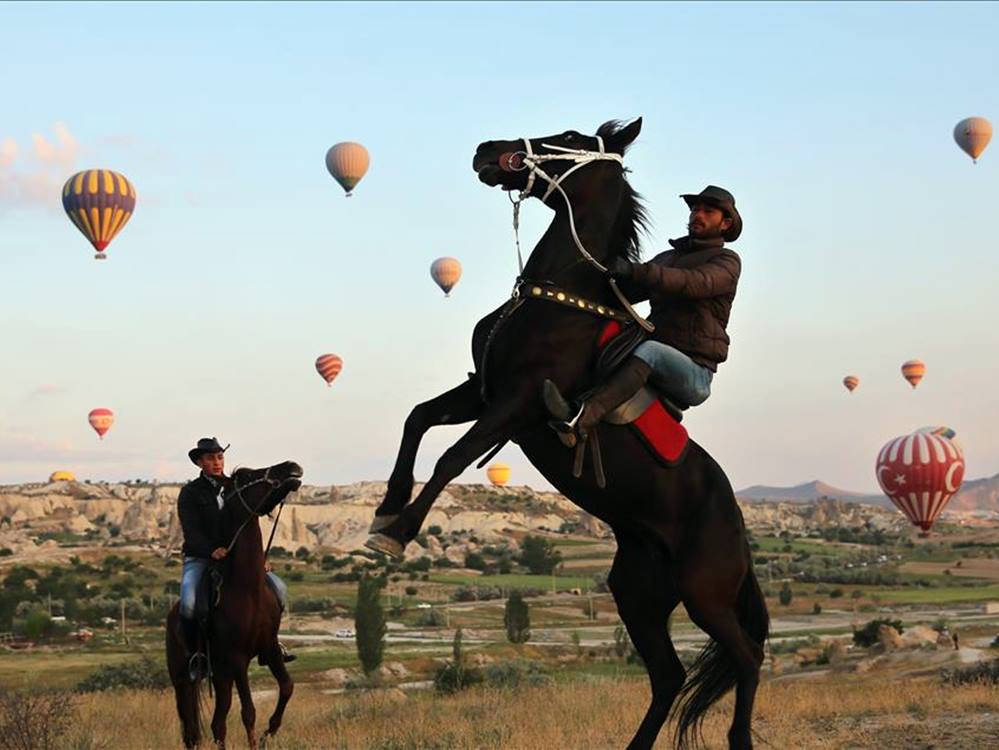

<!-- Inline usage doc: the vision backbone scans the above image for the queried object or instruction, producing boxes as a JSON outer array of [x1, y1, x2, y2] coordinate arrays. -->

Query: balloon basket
[[344, 192, 353, 198], [95, 253, 107, 260]]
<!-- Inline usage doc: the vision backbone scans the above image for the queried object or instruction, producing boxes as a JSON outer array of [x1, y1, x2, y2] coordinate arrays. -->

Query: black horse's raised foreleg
[[373, 377, 485, 528], [368, 395, 527, 556]]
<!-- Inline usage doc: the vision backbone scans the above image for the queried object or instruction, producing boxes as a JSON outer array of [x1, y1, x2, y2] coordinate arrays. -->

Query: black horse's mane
[[597, 120, 649, 263]]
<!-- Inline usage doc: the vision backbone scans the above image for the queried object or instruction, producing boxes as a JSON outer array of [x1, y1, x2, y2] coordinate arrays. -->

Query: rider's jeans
[[633, 341, 714, 407], [180, 556, 289, 620]]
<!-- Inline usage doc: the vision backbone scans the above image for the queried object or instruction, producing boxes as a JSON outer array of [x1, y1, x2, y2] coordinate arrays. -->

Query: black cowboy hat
[[188, 437, 229, 465], [680, 185, 742, 242]]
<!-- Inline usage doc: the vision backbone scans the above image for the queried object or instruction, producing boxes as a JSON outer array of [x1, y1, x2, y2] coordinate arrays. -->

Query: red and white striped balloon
[[875, 429, 965, 534], [315, 354, 343, 387]]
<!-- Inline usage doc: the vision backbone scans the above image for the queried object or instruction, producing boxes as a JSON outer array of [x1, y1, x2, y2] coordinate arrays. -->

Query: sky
[[1, 2, 997, 493]]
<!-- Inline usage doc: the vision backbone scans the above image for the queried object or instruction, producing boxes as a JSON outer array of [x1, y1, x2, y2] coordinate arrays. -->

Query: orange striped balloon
[[842, 375, 859, 393], [88, 408, 114, 440], [61, 169, 136, 259], [325, 143, 370, 196], [315, 354, 343, 387], [901, 359, 926, 389], [430, 257, 462, 297]]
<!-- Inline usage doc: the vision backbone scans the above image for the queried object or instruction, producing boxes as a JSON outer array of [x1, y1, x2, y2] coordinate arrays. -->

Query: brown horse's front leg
[[373, 377, 485, 527], [369, 395, 527, 556], [210, 674, 234, 748], [233, 669, 257, 749]]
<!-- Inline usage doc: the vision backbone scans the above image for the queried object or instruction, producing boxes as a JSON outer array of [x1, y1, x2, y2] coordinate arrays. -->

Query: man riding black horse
[[176, 437, 295, 680], [545, 185, 742, 440]]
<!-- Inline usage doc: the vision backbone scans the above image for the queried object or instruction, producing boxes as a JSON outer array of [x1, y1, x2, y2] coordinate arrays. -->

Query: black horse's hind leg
[[377, 395, 526, 548], [609, 537, 686, 750], [375, 377, 485, 521], [684, 603, 763, 750], [262, 645, 294, 739]]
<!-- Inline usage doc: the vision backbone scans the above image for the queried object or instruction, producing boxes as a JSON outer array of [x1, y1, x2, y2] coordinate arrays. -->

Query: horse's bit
[[224, 467, 286, 555]]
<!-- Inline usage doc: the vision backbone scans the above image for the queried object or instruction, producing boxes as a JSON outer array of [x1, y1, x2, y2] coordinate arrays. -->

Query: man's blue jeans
[[633, 341, 714, 407], [180, 557, 288, 619]]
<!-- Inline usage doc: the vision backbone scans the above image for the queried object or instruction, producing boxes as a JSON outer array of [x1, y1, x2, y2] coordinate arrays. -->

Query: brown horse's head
[[227, 461, 304, 521]]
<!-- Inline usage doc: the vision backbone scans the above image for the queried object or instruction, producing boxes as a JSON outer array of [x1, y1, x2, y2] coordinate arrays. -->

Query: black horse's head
[[227, 460, 304, 519], [473, 118, 642, 201]]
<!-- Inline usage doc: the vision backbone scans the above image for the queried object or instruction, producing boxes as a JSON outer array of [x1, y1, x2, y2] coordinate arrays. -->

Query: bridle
[[224, 467, 288, 556], [501, 136, 653, 332]]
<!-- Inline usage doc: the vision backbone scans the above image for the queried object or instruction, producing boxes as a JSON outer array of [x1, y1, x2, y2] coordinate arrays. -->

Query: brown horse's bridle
[[224, 467, 287, 555]]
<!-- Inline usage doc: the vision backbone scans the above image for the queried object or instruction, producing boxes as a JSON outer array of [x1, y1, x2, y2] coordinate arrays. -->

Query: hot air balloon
[[876, 429, 965, 535], [88, 408, 114, 440], [61, 169, 136, 259], [953, 117, 992, 163], [430, 257, 462, 297], [486, 463, 511, 487], [325, 142, 369, 197], [49, 470, 76, 482], [315, 354, 343, 387], [843, 375, 860, 393], [901, 359, 926, 389]]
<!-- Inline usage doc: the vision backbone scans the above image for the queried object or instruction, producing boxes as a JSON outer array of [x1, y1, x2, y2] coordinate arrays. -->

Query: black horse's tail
[[673, 563, 770, 749]]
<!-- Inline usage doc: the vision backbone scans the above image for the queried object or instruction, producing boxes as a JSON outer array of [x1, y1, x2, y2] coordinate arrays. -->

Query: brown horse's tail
[[672, 561, 770, 749]]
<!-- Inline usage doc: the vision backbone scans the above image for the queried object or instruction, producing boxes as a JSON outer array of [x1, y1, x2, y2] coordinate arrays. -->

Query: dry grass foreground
[[63, 674, 999, 750]]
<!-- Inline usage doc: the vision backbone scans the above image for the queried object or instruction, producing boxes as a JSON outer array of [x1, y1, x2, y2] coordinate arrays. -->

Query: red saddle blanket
[[598, 321, 690, 466]]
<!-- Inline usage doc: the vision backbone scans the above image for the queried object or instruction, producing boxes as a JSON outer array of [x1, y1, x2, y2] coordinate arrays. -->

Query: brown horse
[[166, 460, 303, 749], [367, 120, 768, 749]]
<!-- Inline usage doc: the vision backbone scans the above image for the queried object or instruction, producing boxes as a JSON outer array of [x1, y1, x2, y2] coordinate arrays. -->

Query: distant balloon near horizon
[[486, 463, 511, 487], [901, 359, 926, 389], [953, 117, 992, 163], [430, 257, 462, 297], [315, 354, 343, 387], [61, 169, 136, 259], [325, 142, 370, 196], [842, 375, 859, 393], [88, 408, 114, 440], [876, 428, 965, 535], [49, 470, 76, 482]]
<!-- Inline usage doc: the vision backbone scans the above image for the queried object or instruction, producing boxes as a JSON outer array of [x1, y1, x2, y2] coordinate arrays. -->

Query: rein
[[503, 136, 654, 334]]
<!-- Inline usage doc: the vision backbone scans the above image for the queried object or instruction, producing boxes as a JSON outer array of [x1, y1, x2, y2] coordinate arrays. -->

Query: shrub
[[812, 602, 822, 615], [417, 608, 447, 627], [404, 586, 419, 596], [942, 659, 999, 686], [76, 656, 169, 692], [0, 690, 76, 750], [853, 618, 905, 648], [0, 549, 12, 558], [481, 661, 552, 689], [295, 547, 311, 560], [355, 574, 386, 675], [433, 628, 481, 694], [288, 570, 305, 582], [504, 591, 531, 644], [427, 525, 443, 537], [464, 552, 486, 571], [778, 582, 793, 606], [829, 588, 844, 599], [519, 536, 562, 575]]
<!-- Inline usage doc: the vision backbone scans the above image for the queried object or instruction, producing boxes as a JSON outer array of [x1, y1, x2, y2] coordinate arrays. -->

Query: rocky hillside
[[0, 479, 912, 561]]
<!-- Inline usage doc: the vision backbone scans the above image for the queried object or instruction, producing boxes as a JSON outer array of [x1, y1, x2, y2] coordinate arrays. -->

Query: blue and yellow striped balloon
[[61, 169, 136, 260]]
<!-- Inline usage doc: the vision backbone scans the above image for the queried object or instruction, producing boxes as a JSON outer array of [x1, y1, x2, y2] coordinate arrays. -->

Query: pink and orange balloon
[[315, 354, 343, 387], [88, 408, 114, 440]]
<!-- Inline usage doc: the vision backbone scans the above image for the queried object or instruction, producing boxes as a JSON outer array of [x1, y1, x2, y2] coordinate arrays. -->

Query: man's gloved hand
[[606, 257, 635, 280]]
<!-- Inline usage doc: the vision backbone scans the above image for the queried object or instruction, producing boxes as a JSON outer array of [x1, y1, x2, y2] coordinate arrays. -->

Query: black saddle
[[593, 322, 688, 422], [194, 564, 224, 628]]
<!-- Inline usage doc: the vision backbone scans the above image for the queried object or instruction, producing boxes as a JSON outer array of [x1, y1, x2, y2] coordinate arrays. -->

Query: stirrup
[[548, 403, 585, 448], [188, 652, 209, 682]]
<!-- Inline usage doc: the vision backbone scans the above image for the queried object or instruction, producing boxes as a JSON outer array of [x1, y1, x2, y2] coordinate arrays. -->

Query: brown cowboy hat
[[188, 437, 229, 465], [681, 185, 742, 242]]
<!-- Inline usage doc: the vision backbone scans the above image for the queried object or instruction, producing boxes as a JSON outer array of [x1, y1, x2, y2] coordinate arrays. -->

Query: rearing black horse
[[367, 119, 767, 750]]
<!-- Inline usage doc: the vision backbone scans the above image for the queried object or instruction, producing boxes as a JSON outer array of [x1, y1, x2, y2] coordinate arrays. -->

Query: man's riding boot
[[544, 357, 652, 445], [181, 617, 208, 682]]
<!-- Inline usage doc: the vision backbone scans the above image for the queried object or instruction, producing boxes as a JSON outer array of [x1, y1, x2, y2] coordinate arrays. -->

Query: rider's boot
[[181, 617, 208, 682], [543, 357, 652, 446]]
